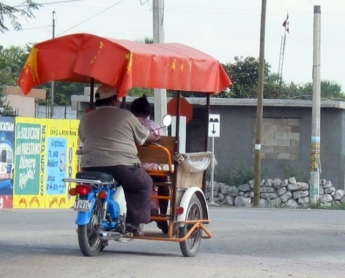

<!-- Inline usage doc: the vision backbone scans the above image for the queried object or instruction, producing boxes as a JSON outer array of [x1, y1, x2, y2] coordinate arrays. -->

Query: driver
[[78, 84, 160, 234]]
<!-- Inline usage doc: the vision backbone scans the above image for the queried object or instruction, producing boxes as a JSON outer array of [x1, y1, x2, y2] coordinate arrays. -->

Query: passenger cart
[[18, 33, 232, 257]]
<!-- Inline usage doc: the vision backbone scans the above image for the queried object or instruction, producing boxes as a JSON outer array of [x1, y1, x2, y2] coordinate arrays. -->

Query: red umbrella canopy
[[18, 33, 232, 98]]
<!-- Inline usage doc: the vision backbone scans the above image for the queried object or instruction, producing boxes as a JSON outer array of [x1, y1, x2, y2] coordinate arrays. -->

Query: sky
[[2, 0, 345, 90]]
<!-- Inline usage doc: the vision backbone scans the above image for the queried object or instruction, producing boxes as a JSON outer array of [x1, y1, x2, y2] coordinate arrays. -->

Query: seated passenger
[[130, 95, 169, 234]]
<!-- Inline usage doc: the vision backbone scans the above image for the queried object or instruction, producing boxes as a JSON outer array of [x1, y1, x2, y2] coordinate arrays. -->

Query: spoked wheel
[[179, 195, 203, 257], [78, 199, 103, 256]]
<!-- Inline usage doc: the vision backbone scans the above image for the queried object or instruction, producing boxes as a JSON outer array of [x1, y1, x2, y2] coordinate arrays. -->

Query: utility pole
[[310, 5, 321, 204], [253, 0, 267, 207], [152, 0, 167, 126], [50, 11, 56, 118]]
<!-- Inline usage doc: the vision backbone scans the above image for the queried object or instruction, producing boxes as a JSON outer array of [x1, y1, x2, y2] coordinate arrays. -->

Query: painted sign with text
[[0, 116, 15, 208], [13, 118, 79, 208]]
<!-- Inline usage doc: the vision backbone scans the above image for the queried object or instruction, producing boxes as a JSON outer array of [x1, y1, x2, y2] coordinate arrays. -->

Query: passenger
[[130, 95, 169, 234], [78, 85, 160, 234]]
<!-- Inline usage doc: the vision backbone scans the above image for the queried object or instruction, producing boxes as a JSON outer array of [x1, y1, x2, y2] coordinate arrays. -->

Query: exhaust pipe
[[98, 231, 122, 240]]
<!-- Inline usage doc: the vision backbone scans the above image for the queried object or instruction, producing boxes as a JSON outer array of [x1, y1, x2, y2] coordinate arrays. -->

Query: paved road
[[1, 207, 345, 278]]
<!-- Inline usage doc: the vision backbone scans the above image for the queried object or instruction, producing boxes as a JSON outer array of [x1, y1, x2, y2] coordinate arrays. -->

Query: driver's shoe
[[125, 223, 139, 233]]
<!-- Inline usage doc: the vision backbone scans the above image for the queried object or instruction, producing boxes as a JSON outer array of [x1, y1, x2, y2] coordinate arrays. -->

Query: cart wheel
[[179, 195, 203, 257]]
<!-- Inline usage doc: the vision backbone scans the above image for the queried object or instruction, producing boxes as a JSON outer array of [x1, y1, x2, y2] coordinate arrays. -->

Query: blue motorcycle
[[63, 171, 128, 256]]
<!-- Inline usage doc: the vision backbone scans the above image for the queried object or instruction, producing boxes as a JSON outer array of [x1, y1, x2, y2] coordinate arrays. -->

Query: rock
[[273, 178, 282, 188], [322, 180, 332, 189], [277, 186, 287, 196], [288, 177, 297, 184], [297, 197, 310, 204], [238, 183, 251, 192], [324, 186, 335, 194], [228, 186, 239, 197], [261, 192, 279, 199], [285, 199, 298, 208], [261, 186, 276, 193], [280, 179, 289, 187], [220, 185, 230, 195], [319, 185, 324, 195], [287, 183, 299, 191], [293, 190, 309, 199], [218, 193, 225, 203], [264, 179, 274, 187], [259, 199, 268, 208], [214, 182, 222, 192], [280, 191, 293, 202], [319, 194, 333, 203], [268, 198, 282, 208], [296, 182, 309, 190], [224, 195, 235, 205], [234, 196, 252, 207], [340, 196, 345, 204]]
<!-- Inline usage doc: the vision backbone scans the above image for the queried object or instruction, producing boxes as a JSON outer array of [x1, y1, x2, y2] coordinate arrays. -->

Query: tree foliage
[[223, 56, 271, 98], [0, 45, 27, 86], [0, 1, 41, 33], [223, 55, 345, 100]]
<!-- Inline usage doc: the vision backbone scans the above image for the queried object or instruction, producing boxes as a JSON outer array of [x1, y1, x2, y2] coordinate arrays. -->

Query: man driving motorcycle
[[78, 84, 160, 234]]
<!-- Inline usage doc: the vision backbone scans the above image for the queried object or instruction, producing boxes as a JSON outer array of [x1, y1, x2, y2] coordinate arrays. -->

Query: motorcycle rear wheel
[[78, 199, 103, 256]]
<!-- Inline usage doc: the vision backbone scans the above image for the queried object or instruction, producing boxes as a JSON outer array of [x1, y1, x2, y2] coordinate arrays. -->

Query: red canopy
[[18, 33, 232, 98]]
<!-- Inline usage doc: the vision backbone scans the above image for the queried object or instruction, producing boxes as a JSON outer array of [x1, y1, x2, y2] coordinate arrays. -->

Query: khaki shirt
[[78, 107, 149, 167]]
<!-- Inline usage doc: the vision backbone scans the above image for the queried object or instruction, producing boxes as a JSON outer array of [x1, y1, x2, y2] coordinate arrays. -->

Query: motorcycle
[[64, 171, 128, 256]]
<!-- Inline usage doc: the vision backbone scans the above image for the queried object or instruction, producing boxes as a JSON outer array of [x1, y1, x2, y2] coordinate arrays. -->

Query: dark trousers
[[83, 164, 152, 226]]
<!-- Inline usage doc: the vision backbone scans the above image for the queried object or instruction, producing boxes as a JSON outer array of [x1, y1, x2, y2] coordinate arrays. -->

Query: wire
[[140, 0, 152, 11], [57, 0, 126, 36], [15, 0, 84, 6]]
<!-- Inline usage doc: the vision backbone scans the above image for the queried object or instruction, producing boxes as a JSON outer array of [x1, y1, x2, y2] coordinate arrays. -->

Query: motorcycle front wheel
[[78, 199, 103, 256]]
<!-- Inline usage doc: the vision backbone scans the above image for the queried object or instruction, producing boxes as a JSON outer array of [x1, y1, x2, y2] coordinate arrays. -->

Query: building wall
[[188, 104, 345, 190], [6, 95, 35, 117]]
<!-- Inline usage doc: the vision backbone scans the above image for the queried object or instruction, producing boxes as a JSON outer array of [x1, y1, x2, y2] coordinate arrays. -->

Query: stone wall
[[206, 177, 345, 208]]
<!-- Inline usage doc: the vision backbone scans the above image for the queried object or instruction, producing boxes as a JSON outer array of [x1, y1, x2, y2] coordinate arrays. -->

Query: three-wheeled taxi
[[17, 33, 232, 257]]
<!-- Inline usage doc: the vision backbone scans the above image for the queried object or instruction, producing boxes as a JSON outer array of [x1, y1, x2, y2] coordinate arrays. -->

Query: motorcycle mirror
[[162, 114, 172, 127]]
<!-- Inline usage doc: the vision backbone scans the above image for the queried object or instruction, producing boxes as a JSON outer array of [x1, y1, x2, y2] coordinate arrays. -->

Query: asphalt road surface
[[1, 207, 345, 278]]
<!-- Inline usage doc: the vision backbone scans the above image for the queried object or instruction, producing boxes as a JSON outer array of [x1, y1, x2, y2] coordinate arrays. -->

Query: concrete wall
[[187, 100, 345, 190]]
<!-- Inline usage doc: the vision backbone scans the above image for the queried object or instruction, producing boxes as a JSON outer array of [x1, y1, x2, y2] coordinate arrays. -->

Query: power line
[[58, 0, 126, 36], [15, 0, 83, 6]]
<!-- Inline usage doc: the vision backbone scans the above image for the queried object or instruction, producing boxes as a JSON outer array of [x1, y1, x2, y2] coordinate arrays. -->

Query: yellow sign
[[13, 118, 79, 208]]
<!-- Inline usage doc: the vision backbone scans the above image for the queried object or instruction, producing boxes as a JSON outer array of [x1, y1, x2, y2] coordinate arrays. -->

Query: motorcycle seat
[[76, 172, 114, 182]]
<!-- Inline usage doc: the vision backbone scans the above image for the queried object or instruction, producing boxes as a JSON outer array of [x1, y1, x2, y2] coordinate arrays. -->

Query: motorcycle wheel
[[78, 199, 103, 256], [179, 195, 203, 257]]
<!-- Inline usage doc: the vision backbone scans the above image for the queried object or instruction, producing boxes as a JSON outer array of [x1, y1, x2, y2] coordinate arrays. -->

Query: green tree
[[0, 45, 27, 86], [0, 1, 41, 33], [223, 56, 271, 98], [0, 45, 28, 110], [296, 81, 345, 101]]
